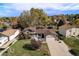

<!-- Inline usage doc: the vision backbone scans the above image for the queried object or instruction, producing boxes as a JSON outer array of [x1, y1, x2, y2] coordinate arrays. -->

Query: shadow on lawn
[[23, 44, 37, 51], [69, 49, 78, 56]]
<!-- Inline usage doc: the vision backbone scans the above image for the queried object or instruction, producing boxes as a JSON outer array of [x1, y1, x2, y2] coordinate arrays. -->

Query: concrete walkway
[[46, 35, 72, 56]]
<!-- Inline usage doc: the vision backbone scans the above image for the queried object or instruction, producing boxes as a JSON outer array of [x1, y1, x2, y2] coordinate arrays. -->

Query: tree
[[18, 10, 31, 29], [74, 19, 79, 26], [18, 8, 50, 29], [31, 39, 42, 49], [57, 19, 65, 26], [30, 8, 49, 26], [2, 25, 8, 30]]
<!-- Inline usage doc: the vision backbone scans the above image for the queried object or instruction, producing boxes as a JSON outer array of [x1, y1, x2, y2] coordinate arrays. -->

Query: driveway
[[46, 35, 72, 56]]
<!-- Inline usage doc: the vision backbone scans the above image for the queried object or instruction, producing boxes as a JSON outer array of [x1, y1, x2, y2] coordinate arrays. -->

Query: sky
[[0, 3, 79, 17]]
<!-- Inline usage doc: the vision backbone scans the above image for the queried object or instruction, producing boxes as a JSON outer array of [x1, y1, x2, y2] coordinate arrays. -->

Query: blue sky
[[0, 3, 79, 17]]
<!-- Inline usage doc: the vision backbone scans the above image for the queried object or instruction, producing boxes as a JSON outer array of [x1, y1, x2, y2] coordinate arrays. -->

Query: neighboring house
[[0, 29, 20, 48], [3, 22, 11, 26], [59, 24, 79, 37]]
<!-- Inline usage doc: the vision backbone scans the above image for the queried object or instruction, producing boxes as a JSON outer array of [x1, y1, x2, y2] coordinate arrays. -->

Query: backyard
[[2, 39, 50, 56], [64, 37, 79, 56]]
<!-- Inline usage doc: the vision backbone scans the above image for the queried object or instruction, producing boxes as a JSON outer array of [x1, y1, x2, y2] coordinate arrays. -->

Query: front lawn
[[2, 39, 50, 56], [64, 37, 79, 56]]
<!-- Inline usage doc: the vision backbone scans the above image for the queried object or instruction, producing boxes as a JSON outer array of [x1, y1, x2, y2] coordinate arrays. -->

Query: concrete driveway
[[46, 35, 72, 56]]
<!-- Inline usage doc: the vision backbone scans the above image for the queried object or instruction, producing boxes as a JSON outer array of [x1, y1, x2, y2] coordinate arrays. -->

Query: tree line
[[0, 8, 79, 29]]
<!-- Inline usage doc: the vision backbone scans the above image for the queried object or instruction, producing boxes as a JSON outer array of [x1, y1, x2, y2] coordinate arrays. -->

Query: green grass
[[64, 37, 79, 55], [2, 39, 50, 56], [0, 25, 3, 28], [64, 37, 79, 47]]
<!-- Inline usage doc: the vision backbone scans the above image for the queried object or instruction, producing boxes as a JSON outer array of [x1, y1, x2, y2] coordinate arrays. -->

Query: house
[[23, 27, 58, 41], [59, 24, 79, 37], [3, 22, 11, 27], [0, 29, 20, 48]]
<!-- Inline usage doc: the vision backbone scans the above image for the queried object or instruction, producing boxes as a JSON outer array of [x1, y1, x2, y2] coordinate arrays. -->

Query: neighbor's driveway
[[46, 35, 72, 56]]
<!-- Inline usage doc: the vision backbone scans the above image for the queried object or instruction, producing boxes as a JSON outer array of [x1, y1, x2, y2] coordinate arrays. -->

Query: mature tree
[[18, 8, 50, 29], [30, 8, 50, 26], [18, 10, 31, 29], [57, 20, 65, 26]]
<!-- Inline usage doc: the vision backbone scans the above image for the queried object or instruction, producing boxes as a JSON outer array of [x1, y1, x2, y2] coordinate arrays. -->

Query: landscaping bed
[[2, 39, 50, 56], [64, 37, 79, 56]]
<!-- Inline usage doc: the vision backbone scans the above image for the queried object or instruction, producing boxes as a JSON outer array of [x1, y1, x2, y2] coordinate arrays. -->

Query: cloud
[[0, 3, 79, 17], [9, 3, 79, 11]]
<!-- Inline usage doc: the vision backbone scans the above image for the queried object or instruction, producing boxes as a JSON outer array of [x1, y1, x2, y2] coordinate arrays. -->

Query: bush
[[2, 25, 8, 30]]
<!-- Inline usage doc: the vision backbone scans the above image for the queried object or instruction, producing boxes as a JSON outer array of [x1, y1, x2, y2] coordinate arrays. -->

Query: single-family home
[[59, 24, 79, 37], [0, 28, 20, 48], [23, 27, 58, 41]]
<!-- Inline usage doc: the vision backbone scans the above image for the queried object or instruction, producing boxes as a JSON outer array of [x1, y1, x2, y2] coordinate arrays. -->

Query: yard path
[[46, 35, 73, 56]]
